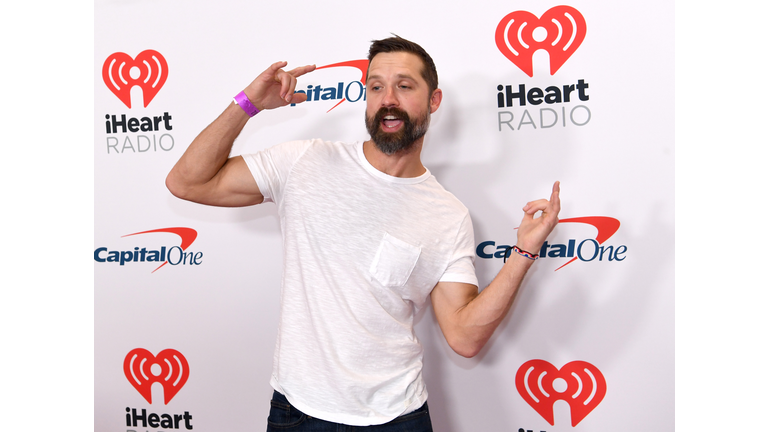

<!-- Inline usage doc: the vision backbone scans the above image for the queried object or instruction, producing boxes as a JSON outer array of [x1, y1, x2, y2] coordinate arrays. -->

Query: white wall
[[94, 1, 674, 430]]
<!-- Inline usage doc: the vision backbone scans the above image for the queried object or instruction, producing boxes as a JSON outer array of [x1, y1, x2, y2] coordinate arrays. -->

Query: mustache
[[372, 107, 411, 124]]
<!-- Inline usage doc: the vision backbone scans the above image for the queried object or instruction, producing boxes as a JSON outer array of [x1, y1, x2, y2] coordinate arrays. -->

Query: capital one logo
[[291, 59, 369, 113], [516, 360, 606, 426], [124, 348, 189, 404], [103, 50, 168, 108], [477, 216, 625, 271], [93, 227, 201, 273], [495, 6, 586, 77]]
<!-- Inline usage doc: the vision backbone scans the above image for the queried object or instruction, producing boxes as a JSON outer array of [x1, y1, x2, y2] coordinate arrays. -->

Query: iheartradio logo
[[103, 50, 169, 108], [516, 359, 606, 426], [124, 348, 189, 404], [495, 6, 586, 77]]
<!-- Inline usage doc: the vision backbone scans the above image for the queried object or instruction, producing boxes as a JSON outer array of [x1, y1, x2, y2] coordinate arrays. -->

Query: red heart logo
[[495, 6, 587, 77], [124, 348, 189, 404], [102, 50, 168, 108], [516, 359, 606, 426]]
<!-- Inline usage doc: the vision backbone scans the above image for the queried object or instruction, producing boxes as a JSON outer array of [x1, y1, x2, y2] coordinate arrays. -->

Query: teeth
[[384, 115, 397, 120]]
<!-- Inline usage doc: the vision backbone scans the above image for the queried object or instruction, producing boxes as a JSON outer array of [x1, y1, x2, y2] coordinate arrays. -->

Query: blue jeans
[[265, 391, 434, 432]]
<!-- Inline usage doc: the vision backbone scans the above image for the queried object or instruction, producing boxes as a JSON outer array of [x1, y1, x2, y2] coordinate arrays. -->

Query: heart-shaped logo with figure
[[103, 50, 168, 108], [516, 359, 606, 426], [495, 6, 586, 77], [124, 348, 189, 404]]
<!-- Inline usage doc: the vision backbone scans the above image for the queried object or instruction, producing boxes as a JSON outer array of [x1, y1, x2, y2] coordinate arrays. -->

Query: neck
[[362, 139, 426, 178]]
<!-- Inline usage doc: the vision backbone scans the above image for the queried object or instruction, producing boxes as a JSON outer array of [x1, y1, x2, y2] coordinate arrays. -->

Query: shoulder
[[281, 139, 358, 156], [242, 138, 340, 164], [423, 175, 471, 214]]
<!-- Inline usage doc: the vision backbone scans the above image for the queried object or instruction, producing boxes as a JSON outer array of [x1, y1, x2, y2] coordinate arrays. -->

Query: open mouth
[[381, 114, 404, 130]]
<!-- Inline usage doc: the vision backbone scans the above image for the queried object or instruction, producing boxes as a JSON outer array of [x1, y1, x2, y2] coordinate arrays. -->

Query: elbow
[[453, 347, 481, 359], [446, 337, 485, 358], [440, 321, 491, 358], [165, 172, 191, 201], [165, 173, 182, 199]]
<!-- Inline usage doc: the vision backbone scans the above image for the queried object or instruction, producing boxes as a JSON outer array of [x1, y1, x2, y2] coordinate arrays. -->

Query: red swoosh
[[316, 59, 369, 84], [555, 217, 620, 271], [122, 227, 198, 272], [315, 60, 369, 112]]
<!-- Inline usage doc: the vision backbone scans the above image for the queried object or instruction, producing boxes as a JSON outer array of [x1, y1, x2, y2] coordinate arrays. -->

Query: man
[[166, 36, 560, 431]]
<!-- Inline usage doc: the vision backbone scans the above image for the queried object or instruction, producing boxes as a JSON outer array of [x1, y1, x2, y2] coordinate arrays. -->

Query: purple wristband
[[233, 91, 260, 117]]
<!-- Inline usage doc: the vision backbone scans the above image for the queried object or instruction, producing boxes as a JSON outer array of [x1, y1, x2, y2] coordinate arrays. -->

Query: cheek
[[365, 102, 380, 119], [366, 97, 379, 111]]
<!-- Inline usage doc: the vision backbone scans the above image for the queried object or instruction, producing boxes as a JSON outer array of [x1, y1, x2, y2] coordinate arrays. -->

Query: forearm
[[450, 253, 534, 356]]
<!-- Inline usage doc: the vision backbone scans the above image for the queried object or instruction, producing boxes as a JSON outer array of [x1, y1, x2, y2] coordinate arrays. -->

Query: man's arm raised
[[431, 181, 561, 358], [165, 61, 316, 207]]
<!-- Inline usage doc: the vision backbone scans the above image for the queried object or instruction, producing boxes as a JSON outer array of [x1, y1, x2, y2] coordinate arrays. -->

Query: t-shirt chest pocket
[[369, 233, 421, 287]]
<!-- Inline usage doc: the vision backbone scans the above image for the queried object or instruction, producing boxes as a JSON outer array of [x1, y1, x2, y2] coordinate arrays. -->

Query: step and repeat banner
[[95, 1, 673, 431]]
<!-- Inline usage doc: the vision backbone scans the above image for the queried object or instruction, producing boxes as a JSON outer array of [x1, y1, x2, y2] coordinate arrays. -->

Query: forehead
[[368, 52, 426, 82]]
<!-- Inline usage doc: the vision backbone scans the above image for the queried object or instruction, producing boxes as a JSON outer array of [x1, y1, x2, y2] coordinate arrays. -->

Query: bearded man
[[166, 36, 560, 431]]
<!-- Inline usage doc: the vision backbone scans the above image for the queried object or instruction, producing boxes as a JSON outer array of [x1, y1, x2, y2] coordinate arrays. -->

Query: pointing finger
[[288, 64, 317, 78], [551, 181, 561, 198], [549, 181, 561, 215]]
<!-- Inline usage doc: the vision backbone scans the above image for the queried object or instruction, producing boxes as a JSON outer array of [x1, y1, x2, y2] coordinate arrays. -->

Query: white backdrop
[[95, 1, 674, 431]]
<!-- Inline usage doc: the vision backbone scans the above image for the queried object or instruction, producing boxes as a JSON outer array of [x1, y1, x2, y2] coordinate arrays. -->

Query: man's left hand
[[516, 181, 561, 254]]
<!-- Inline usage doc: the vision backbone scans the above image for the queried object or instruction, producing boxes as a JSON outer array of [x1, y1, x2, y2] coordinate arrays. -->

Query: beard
[[365, 106, 430, 155]]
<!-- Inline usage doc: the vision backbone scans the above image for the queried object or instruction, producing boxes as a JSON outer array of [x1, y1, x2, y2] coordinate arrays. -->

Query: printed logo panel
[[103, 50, 169, 108], [477, 216, 625, 270], [516, 360, 606, 426], [100, 50, 176, 155], [289, 59, 369, 112], [493, 7, 592, 133], [495, 6, 587, 77], [124, 348, 189, 405], [94, 227, 202, 273]]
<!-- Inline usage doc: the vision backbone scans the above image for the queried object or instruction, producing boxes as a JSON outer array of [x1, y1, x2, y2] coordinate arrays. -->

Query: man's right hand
[[243, 61, 316, 110]]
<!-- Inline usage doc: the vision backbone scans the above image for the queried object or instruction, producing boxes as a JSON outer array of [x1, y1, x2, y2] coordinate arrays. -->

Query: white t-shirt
[[242, 139, 478, 426]]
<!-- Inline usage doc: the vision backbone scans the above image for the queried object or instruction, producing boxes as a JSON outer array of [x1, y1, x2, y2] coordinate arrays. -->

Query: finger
[[264, 61, 288, 78], [550, 181, 561, 216], [551, 181, 560, 198], [522, 210, 536, 224], [291, 93, 308, 104], [288, 64, 317, 78], [523, 199, 549, 215], [549, 181, 561, 205], [284, 65, 315, 103], [522, 182, 561, 212], [276, 70, 297, 102]]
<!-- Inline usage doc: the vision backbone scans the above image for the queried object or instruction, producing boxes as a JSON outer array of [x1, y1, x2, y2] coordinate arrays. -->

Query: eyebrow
[[367, 73, 418, 81]]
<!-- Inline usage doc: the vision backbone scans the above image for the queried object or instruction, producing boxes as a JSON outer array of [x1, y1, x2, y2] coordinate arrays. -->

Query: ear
[[429, 88, 443, 114]]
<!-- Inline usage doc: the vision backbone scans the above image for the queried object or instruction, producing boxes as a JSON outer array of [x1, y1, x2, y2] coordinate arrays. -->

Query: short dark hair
[[367, 35, 438, 94]]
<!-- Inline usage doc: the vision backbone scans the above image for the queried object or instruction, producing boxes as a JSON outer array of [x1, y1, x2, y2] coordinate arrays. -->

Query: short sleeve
[[241, 140, 314, 204], [439, 212, 478, 287]]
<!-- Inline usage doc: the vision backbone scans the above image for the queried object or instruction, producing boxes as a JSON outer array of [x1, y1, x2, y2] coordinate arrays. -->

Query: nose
[[381, 86, 398, 108]]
